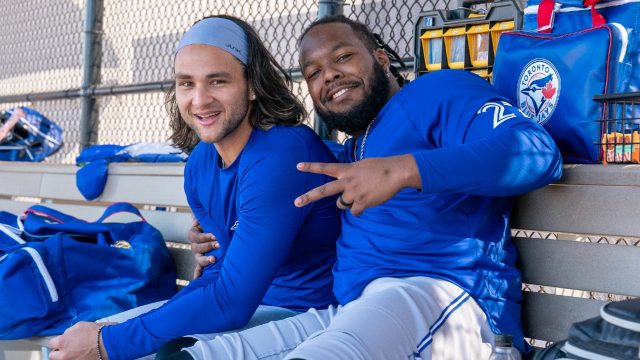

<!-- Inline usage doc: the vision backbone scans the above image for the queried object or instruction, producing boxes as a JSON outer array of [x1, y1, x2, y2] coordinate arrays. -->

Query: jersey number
[[478, 101, 516, 129]]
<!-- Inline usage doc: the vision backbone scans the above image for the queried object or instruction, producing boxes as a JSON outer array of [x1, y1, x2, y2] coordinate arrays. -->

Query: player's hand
[[188, 219, 219, 279], [294, 154, 421, 216], [49, 321, 115, 360]]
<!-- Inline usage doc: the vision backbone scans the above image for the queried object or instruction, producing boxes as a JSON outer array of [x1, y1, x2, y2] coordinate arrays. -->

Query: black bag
[[535, 298, 640, 359]]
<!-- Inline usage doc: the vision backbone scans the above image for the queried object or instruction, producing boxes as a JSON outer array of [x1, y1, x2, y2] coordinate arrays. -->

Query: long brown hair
[[167, 15, 307, 152]]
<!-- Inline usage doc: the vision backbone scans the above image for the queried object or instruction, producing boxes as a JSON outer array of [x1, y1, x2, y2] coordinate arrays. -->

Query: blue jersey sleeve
[[102, 146, 316, 360], [182, 147, 231, 257], [412, 99, 562, 196], [183, 157, 209, 227], [181, 157, 225, 278]]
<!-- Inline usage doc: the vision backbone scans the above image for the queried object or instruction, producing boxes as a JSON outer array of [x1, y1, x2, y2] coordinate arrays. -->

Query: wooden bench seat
[[512, 164, 640, 348]]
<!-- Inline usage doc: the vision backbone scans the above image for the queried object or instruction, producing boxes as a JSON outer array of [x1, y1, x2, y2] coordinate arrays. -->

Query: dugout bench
[[512, 164, 640, 350], [0, 161, 639, 358]]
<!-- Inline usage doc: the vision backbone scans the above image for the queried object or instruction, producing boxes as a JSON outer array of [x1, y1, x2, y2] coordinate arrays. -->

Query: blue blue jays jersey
[[338, 70, 562, 352], [102, 125, 341, 360]]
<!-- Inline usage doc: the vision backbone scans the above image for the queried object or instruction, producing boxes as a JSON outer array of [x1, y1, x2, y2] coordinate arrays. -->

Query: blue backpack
[[0, 107, 63, 162], [0, 203, 177, 339]]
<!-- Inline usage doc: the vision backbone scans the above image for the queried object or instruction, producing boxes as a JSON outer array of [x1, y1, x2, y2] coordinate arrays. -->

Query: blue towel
[[75, 143, 187, 201]]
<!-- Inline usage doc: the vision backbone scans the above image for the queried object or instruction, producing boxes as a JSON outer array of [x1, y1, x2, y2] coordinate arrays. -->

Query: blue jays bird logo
[[517, 59, 560, 125]]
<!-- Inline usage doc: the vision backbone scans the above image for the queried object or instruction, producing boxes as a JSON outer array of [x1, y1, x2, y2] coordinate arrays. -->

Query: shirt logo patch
[[517, 58, 561, 125], [230, 220, 239, 231]]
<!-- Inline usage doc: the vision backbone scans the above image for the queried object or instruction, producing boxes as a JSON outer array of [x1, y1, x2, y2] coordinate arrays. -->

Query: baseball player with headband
[[49, 15, 342, 360]]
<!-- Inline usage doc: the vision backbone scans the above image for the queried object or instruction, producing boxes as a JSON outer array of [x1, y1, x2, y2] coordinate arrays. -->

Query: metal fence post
[[314, 0, 345, 140], [80, 0, 104, 150]]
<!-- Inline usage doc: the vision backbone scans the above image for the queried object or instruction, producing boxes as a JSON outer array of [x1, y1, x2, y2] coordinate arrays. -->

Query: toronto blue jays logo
[[517, 59, 560, 125]]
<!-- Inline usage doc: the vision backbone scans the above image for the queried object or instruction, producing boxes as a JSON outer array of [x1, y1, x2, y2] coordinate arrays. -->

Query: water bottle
[[488, 334, 522, 360]]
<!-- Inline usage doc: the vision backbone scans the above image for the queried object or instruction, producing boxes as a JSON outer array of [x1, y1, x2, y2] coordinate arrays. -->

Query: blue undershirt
[[103, 125, 340, 360], [337, 70, 562, 352]]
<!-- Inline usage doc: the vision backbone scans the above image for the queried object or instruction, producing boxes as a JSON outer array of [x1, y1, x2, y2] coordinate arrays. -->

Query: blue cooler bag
[[0, 203, 177, 339], [492, 24, 628, 163]]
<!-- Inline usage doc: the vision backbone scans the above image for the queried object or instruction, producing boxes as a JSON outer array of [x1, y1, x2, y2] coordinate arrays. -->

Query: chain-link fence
[[0, 0, 85, 163], [0, 0, 458, 164]]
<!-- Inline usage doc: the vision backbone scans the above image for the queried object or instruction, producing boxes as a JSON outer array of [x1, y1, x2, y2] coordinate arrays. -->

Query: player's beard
[[317, 61, 390, 136]]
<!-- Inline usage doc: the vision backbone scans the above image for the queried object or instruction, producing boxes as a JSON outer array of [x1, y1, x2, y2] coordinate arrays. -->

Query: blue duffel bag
[[0, 203, 177, 339]]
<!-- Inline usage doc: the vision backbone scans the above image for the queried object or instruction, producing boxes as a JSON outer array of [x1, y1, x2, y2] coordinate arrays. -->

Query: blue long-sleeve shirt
[[102, 125, 340, 360], [338, 70, 562, 352]]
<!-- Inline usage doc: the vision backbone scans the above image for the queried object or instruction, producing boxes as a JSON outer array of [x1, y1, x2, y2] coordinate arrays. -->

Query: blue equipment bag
[[0, 107, 63, 162], [494, 0, 639, 163], [492, 24, 628, 163], [523, 0, 640, 33], [522, 0, 640, 92], [0, 203, 176, 339]]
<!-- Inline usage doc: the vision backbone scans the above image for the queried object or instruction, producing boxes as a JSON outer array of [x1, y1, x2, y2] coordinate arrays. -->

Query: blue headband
[[176, 17, 249, 65]]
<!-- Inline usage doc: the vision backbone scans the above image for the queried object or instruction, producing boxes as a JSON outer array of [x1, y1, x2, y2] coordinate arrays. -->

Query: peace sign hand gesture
[[294, 154, 421, 216]]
